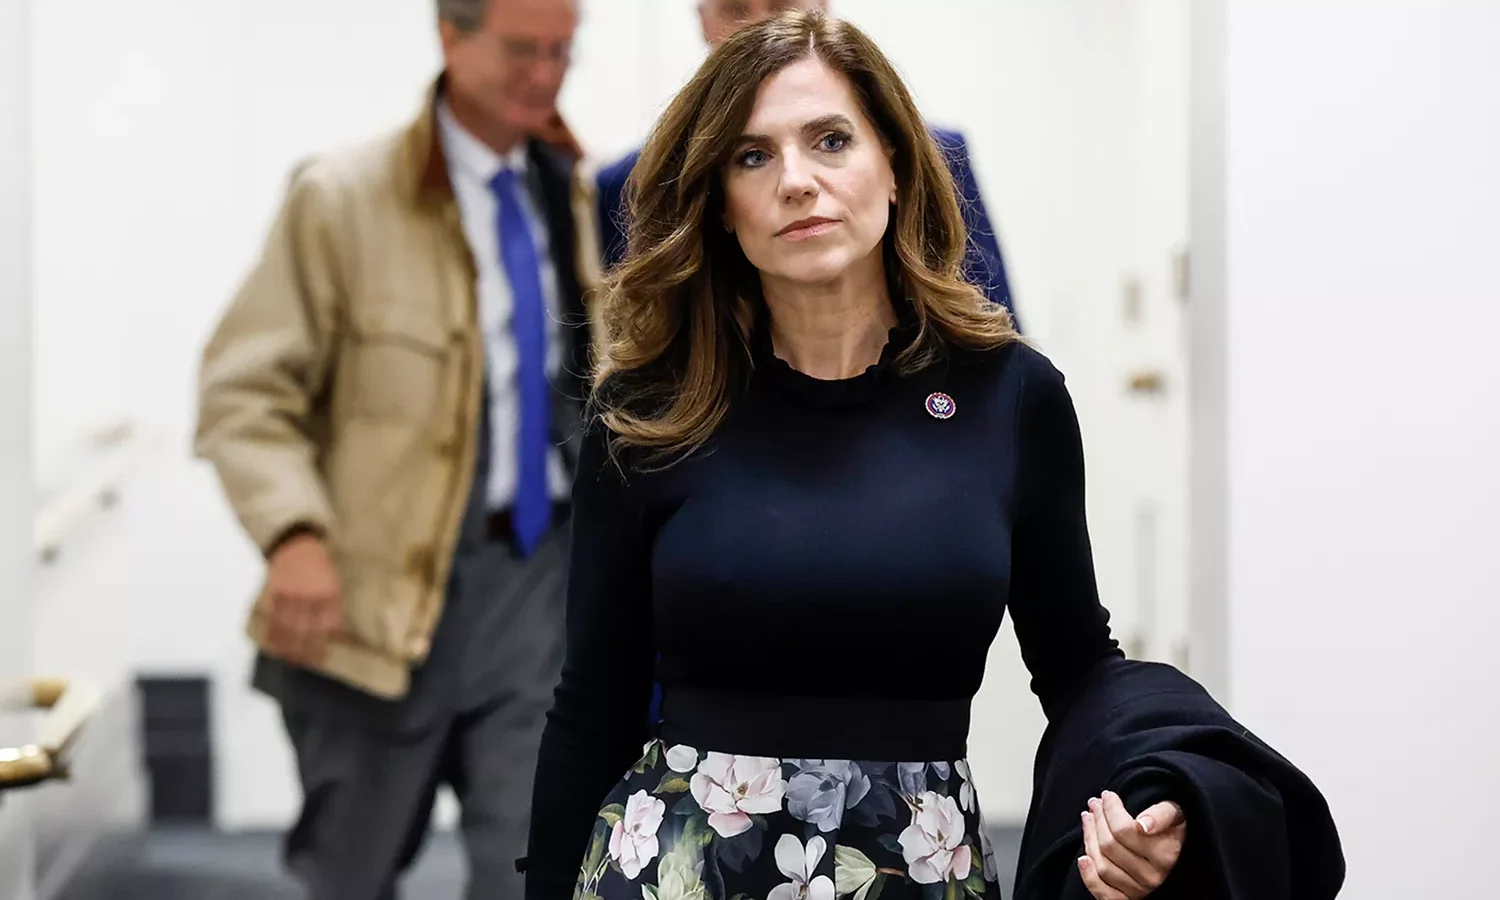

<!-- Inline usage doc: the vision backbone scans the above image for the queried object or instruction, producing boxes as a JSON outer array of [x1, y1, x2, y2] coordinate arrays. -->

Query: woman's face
[[721, 56, 897, 289]]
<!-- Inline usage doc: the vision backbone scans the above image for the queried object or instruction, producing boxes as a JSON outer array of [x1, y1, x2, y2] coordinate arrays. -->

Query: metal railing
[[33, 419, 146, 565], [0, 678, 103, 791]]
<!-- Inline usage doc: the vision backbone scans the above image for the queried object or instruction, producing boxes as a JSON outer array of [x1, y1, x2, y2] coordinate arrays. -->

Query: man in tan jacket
[[194, 0, 597, 896]]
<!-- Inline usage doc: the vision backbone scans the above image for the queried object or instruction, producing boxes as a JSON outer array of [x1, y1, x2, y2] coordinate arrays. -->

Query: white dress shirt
[[437, 100, 570, 509]]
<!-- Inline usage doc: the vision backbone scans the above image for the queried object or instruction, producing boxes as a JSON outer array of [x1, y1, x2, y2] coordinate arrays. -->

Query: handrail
[[33, 419, 144, 564], [0, 678, 103, 791]]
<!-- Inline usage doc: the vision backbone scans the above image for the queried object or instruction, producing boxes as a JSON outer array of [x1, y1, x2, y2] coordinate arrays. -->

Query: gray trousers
[[261, 523, 567, 900], [256, 379, 572, 899]]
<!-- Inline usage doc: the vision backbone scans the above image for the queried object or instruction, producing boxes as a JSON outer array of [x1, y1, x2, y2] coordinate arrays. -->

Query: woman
[[523, 11, 1186, 900]]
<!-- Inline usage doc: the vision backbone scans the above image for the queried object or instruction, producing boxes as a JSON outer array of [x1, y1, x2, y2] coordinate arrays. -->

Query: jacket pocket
[[342, 303, 459, 424]]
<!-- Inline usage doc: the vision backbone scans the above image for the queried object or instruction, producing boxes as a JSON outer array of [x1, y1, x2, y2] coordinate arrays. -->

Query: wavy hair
[[595, 10, 1018, 465]]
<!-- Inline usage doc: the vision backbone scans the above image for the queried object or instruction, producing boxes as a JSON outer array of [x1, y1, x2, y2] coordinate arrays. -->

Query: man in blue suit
[[596, 0, 1019, 325]]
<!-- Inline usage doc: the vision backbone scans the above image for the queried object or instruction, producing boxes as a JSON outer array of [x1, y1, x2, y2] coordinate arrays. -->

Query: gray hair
[[437, 0, 486, 32]]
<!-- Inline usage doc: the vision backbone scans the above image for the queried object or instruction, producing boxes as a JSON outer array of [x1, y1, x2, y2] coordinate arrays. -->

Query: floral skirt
[[573, 740, 1004, 900]]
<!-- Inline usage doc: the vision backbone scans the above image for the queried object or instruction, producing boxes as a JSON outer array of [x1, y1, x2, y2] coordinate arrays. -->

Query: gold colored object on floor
[[0, 677, 101, 791], [0, 744, 53, 789]]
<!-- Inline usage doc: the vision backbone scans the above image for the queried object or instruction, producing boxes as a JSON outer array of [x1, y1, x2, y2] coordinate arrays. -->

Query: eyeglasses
[[496, 36, 573, 67]]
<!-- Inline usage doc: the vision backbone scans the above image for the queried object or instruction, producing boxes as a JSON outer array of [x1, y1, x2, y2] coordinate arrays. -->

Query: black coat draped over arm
[[1014, 657, 1346, 900]]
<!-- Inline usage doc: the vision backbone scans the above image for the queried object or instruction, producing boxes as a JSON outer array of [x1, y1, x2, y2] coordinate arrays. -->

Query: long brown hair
[[595, 10, 1017, 465]]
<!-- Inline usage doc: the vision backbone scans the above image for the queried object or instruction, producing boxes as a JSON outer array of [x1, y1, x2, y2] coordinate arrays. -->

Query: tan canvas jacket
[[194, 80, 602, 698]]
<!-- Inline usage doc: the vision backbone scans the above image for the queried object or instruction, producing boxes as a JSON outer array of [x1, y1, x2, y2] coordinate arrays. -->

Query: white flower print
[[954, 759, 976, 813], [786, 760, 871, 833], [898, 792, 972, 884], [767, 834, 835, 900], [689, 752, 786, 838], [896, 762, 928, 801], [609, 790, 665, 880], [665, 744, 699, 774]]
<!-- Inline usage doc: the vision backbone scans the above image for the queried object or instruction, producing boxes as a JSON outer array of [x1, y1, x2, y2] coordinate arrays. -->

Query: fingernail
[[1077, 856, 1088, 870], [1138, 814, 1156, 835]]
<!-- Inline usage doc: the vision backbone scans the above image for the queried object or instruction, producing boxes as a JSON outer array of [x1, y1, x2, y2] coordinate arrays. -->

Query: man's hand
[[264, 531, 343, 667], [1077, 791, 1186, 899]]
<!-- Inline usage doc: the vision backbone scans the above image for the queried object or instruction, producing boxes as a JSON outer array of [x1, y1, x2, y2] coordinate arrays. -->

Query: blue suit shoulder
[[596, 149, 642, 271], [597, 148, 640, 197], [929, 126, 968, 156], [925, 127, 1017, 328]]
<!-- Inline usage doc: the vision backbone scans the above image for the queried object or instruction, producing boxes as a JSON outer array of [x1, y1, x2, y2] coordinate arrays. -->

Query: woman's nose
[[778, 152, 818, 201]]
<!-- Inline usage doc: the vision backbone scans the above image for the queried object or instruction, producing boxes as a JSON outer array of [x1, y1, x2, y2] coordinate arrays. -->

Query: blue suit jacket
[[595, 126, 1018, 327]]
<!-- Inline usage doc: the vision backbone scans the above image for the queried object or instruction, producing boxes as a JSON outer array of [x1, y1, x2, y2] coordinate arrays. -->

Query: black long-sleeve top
[[523, 322, 1123, 900]]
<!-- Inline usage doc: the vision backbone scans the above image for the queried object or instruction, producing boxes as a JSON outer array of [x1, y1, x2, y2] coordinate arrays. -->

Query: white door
[[1110, 0, 1193, 675], [1042, 0, 1193, 677]]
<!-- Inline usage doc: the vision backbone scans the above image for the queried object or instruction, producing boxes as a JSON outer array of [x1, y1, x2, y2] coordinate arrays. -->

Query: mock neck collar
[[750, 305, 920, 408]]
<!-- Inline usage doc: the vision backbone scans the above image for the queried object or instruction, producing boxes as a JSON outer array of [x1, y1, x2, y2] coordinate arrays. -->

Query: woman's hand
[[1077, 791, 1186, 899]]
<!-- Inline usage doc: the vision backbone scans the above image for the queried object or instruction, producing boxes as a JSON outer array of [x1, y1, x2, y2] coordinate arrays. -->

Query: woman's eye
[[738, 148, 770, 168], [818, 132, 851, 152]]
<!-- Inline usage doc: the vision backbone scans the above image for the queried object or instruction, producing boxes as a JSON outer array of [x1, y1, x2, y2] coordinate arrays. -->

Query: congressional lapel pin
[[925, 392, 955, 420]]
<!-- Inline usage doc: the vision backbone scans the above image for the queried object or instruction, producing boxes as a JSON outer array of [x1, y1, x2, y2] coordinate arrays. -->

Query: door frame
[[1187, 0, 1231, 703]]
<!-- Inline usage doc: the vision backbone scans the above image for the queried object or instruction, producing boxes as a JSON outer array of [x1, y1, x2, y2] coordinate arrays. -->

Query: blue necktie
[[490, 168, 551, 557]]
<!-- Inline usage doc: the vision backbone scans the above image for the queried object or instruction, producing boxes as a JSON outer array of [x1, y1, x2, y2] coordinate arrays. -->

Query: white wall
[[1194, 1, 1500, 896], [2, 0, 37, 893], [3, 0, 36, 697]]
